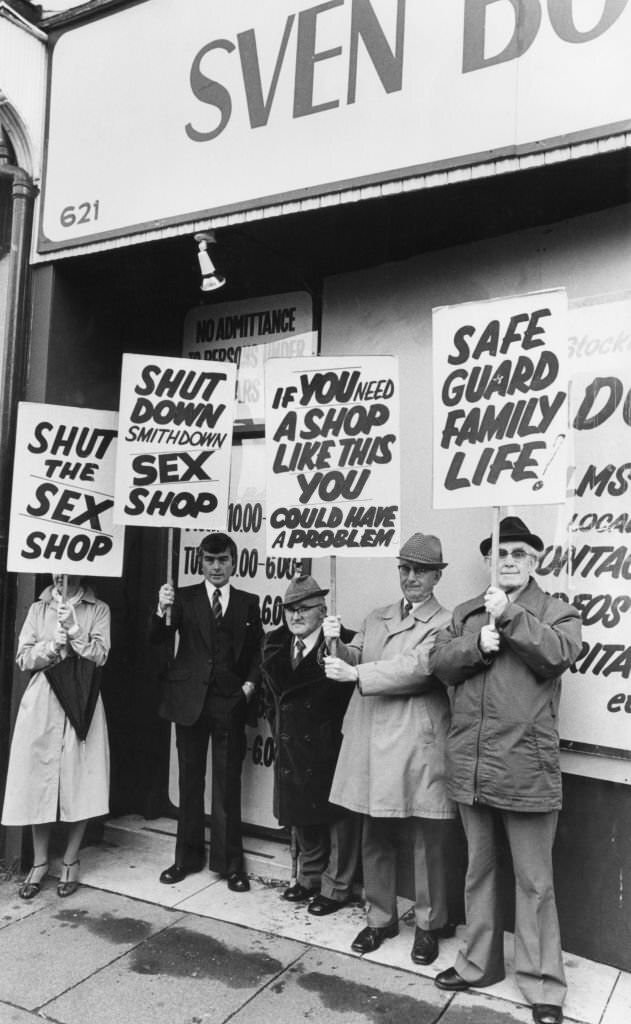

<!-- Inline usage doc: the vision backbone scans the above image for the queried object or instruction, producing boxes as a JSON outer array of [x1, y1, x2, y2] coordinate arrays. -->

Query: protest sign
[[7, 402, 124, 576], [433, 290, 568, 510], [114, 353, 236, 529], [265, 356, 400, 557], [535, 295, 631, 765], [182, 293, 316, 426]]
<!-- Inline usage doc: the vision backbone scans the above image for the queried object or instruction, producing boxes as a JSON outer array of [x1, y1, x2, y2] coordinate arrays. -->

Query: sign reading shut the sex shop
[[265, 356, 400, 557], [114, 353, 236, 529], [8, 402, 125, 576], [433, 289, 568, 509]]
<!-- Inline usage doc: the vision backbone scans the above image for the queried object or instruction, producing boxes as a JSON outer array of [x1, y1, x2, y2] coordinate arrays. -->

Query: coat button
[[280, 733, 289, 741], [304, 734, 312, 743]]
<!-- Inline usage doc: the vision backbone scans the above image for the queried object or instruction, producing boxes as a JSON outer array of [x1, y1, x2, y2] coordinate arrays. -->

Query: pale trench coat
[[1, 586, 111, 826], [329, 596, 455, 819]]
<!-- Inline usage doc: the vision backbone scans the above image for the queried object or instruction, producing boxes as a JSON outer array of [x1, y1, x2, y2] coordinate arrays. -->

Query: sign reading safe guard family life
[[7, 402, 125, 576], [433, 290, 568, 510], [114, 354, 236, 529], [265, 356, 400, 557]]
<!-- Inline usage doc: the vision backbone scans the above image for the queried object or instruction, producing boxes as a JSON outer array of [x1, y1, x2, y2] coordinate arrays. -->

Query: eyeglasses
[[496, 548, 532, 561], [285, 604, 322, 616], [398, 563, 433, 576]]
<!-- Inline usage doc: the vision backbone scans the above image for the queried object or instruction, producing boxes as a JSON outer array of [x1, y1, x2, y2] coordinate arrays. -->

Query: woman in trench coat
[[2, 574, 111, 899]]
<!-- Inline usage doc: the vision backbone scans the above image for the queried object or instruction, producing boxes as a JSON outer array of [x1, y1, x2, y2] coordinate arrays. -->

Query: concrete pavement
[[0, 816, 629, 1024]]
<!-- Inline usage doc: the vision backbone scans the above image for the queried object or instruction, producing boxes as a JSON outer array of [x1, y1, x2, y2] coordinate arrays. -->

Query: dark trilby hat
[[479, 515, 544, 556], [398, 533, 447, 569], [283, 574, 329, 607]]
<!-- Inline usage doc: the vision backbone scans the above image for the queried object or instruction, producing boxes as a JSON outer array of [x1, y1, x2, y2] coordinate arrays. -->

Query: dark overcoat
[[261, 624, 355, 827]]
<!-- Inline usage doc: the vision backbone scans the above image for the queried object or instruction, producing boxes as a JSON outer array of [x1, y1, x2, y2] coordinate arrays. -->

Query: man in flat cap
[[430, 516, 582, 1024], [323, 533, 455, 964], [262, 575, 360, 915]]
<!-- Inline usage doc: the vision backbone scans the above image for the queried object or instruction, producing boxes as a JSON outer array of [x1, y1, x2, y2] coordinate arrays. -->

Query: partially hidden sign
[[433, 289, 568, 510], [8, 402, 125, 576], [265, 355, 400, 557], [114, 353, 236, 529]]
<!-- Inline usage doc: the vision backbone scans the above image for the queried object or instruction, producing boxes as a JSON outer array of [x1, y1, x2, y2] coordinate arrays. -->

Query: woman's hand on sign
[[484, 586, 508, 620], [479, 624, 500, 655], [53, 624, 68, 652], [57, 602, 78, 632], [322, 615, 341, 640], [324, 656, 357, 683], [158, 583, 175, 613]]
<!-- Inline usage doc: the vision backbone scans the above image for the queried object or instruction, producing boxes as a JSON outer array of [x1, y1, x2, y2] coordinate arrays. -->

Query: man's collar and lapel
[[380, 594, 442, 636]]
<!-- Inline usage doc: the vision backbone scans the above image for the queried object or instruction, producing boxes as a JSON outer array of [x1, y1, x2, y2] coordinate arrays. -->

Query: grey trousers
[[362, 815, 449, 930], [295, 812, 361, 901], [456, 802, 566, 1006]]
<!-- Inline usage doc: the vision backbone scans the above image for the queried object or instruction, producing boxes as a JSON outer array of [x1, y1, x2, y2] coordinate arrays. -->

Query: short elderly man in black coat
[[150, 532, 263, 892], [262, 575, 360, 915]]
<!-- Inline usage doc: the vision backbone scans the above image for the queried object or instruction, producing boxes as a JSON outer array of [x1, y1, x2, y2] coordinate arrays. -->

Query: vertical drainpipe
[[0, 155, 37, 831]]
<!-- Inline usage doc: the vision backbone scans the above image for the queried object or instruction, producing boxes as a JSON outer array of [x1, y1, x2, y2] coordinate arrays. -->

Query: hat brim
[[398, 558, 447, 570], [480, 532, 543, 556], [282, 590, 329, 608]]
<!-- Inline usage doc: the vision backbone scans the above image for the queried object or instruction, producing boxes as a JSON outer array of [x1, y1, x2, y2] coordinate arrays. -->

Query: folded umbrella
[[44, 656, 102, 741]]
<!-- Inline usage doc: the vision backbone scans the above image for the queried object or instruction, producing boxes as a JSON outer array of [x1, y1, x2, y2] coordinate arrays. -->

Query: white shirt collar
[[204, 579, 231, 612], [292, 625, 321, 657]]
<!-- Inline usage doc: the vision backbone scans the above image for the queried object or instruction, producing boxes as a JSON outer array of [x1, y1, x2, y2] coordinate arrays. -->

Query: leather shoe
[[435, 967, 471, 991], [159, 863, 201, 885], [282, 882, 317, 902], [308, 894, 348, 916], [351, 922, 399, 954], [411, 927, 439, 965], [227, 871, 250, 892], [532, 1005, 563, 1024]]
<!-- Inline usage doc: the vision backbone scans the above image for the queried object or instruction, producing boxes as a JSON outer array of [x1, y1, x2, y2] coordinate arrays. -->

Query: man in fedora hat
[[323, 533, 455, 964], [430, 516, 582, 1024], [261, 575, 360, 915]]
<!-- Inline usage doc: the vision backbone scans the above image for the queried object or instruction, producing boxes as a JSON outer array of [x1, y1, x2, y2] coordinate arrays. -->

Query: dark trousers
[[174, 691, 247, 876], [362, 815, 449, 930], [295, 812, 360, 901]]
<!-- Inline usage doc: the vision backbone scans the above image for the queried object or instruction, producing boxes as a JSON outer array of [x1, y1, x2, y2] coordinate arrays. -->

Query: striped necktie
[[212, 588, 223, 622], [292, 638, 305, 669]]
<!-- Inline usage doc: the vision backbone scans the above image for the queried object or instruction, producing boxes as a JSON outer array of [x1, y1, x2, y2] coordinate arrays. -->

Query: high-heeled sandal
[[57, 858, 80, 898], [18, 862, 49, 900]]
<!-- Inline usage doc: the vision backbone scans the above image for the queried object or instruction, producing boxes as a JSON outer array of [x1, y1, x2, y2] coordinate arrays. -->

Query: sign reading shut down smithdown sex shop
[[265, 356, 400, 557], [432, 289, 568, 510], [114, 353, 236, 529], [8, 402, 125, 576]]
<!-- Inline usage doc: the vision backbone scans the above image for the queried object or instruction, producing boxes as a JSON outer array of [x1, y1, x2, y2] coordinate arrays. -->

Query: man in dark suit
[[150, 532, 263, 892], [261, 575, 359, 915]]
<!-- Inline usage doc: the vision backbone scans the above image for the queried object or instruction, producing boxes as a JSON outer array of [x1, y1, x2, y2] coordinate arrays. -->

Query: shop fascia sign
[[39, 0, 631, 251]]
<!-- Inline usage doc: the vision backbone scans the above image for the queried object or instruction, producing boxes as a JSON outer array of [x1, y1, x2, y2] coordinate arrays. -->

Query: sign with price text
[[432, 289, 569, 510], [265, 355, 401, 557]]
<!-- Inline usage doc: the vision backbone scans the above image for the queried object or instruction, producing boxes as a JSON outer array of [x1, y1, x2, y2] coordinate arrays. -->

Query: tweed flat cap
[[479, 515, 544, 556], [398, 533, 447, 569], [283, 574, 329, 607]]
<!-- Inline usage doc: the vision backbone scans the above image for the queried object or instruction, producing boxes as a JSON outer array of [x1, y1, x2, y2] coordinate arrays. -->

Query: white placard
[[181, 292, 316, 424], [114, 353, 236, 529], [432, 289, 568, 510], [541, 295, 631, 763], [7, 402, 125, 576], [39, 0, 631, 249], [265, 355, 400, 557]]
